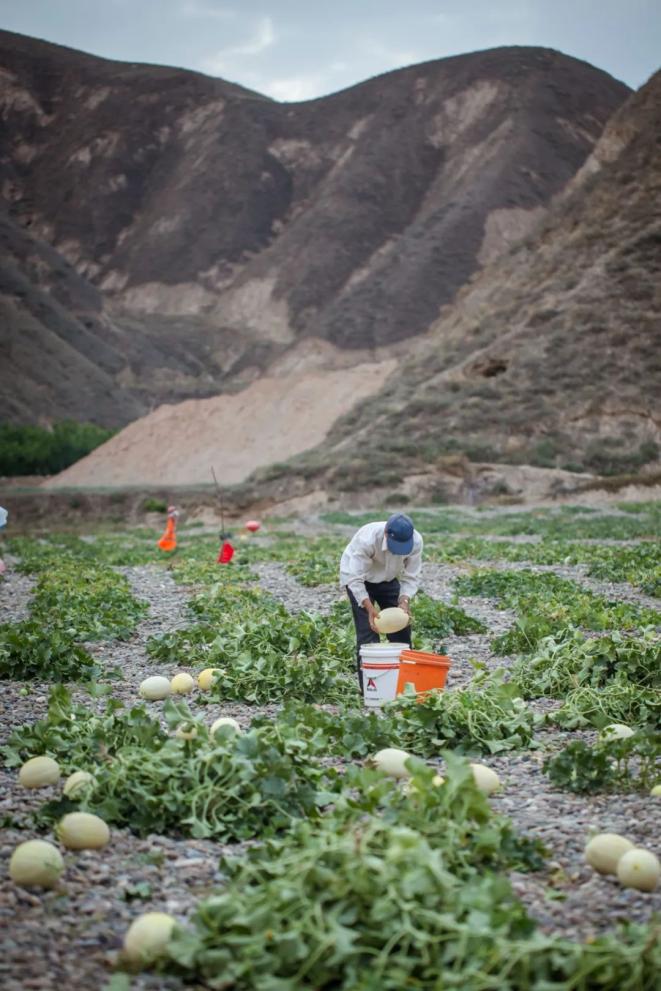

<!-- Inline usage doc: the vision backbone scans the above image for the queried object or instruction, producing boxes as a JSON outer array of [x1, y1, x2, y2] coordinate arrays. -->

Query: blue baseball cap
[[385, 513, 414, 555]]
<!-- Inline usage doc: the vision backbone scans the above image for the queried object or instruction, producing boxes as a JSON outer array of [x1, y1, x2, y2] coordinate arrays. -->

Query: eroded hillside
[[0, 32, 628, 424], [295, 69, 661, 489]]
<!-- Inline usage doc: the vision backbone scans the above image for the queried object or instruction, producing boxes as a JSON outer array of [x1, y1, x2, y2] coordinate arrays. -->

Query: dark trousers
[[346, 579, 412, 692]]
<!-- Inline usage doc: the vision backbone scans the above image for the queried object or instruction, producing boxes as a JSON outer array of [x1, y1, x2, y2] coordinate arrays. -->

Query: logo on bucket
[[360, 657, 400, 707]]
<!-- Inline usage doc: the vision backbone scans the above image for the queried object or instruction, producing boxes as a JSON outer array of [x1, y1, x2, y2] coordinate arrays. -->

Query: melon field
[[0, 502, 660, 991]]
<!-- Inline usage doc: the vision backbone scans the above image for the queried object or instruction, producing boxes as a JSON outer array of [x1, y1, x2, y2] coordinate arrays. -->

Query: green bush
[[0, 421, 115, 475], [142, 497, 168, 513], [583, 438, 659, 476]]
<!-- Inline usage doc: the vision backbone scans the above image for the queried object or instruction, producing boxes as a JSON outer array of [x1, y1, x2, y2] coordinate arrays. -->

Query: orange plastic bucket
[[396, 650, 451, 697]]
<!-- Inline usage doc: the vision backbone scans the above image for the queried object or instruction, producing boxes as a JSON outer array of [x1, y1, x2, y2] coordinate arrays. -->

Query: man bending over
[[339, 513, 423, 691]]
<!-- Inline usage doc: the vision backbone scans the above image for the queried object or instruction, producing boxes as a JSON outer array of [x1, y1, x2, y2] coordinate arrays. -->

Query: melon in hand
[[374, 607, 409, 634]]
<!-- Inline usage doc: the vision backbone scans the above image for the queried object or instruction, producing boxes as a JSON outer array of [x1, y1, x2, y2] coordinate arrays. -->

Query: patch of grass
[[386, 671, 536, 755], [33, 700, 335, 842], [1, 685, 166, 766], [27, 562, 148, 641], [550, 682, 661, 730], [284, 536, 345, 587]]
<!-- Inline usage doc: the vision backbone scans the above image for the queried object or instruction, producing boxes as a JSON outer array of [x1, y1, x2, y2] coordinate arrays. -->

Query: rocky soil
[[0, 531, 659, 989]]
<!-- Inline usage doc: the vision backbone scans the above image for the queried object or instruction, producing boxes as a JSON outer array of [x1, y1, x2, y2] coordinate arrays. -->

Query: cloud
[[362, 38, 425, 71], [199, 15, 276, 75], [262, 75, 325, 102], [260, 60, 354, 103], [180, 1, 235, 19], [233, 16, 275, 56]]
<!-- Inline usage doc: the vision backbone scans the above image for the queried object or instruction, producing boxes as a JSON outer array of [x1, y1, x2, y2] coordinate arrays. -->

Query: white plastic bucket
[[360, 643, 402, 707], [360, 643, 404, 659]]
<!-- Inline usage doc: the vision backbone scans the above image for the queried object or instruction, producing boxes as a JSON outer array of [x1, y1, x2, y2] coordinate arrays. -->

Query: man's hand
[[398, 595, 411, 617], [362, 597, 380, 633]]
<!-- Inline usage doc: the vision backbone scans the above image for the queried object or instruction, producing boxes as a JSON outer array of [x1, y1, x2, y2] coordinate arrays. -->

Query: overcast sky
[[1, 1, 659, 100]]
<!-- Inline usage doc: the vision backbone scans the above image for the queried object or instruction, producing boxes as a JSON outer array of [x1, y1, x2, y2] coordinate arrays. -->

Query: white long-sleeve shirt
[[339, 521, 423, 606]]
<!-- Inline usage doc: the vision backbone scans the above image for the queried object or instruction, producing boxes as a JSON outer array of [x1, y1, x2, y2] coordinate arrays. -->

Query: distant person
[[0, 506, 7, 575], [157, 505, 179, 553], [340, 513, 423, 691]]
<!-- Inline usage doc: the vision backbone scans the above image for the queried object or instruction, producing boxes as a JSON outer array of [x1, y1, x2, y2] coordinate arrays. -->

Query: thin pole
[[211, 466, 225, 535]]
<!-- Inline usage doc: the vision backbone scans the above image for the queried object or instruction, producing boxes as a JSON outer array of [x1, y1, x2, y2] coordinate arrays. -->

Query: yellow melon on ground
[[616, 849, 660, 891], [599, 723, 635, 743], [198, 668, 221, 691], [123, 912, 176, 967], [139, 676, 171, 701], [585, 833, 634, 875], [170, 672, 195, 694], [63, 770, 96, 798], [175, 723, 199, 740], [470, 763, 501, 795], [19, 756, 60, 789], [57, 812, 110, 850], [9, 840, 64, 889], [371, 748, 413, 779], [211, 716, 241, 735]]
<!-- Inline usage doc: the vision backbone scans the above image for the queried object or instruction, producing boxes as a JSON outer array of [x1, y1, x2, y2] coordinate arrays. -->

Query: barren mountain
[[0, 206, 143, 424], [0, 31, 628, 425], [282, 68, 661, 491]]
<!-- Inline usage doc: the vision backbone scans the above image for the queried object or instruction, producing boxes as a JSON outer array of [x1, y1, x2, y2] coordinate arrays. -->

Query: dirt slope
[[45, 361, 396, 488], [0, 32, 628, 424]]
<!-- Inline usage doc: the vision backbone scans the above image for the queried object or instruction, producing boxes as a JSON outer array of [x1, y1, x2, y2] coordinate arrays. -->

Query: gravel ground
[[253, 560, 345, 615], [1, 535, 659, 989], [0, 562, 34, 623], [0, 563, 260, 991], [487, 757, 661, 938], [419, 561, 518, 689]]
